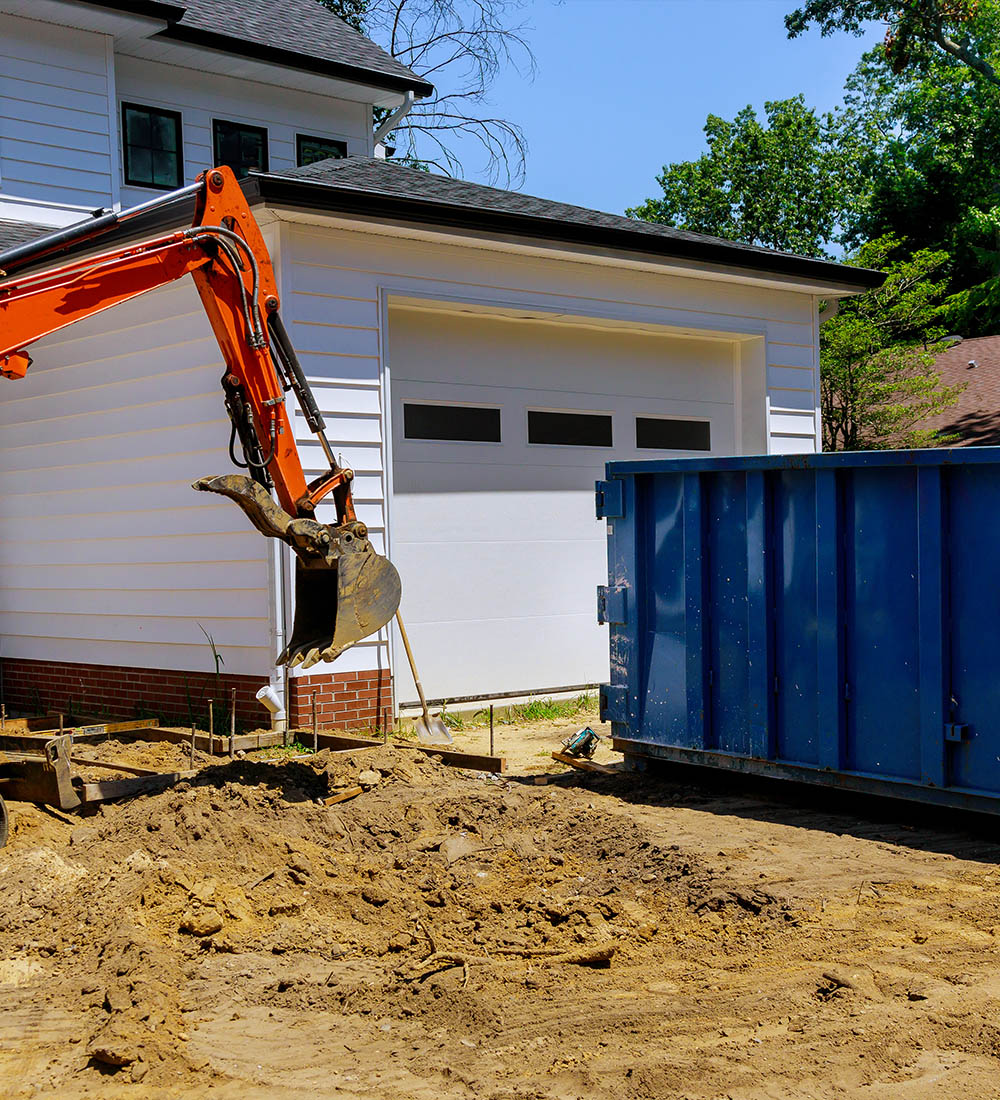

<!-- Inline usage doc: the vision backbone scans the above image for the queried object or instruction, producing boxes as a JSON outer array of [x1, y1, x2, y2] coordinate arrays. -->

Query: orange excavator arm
[[0, 167, 400, 668]]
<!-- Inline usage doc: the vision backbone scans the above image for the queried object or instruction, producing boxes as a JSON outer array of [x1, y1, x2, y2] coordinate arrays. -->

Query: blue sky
[[485, 0, 884, 213]]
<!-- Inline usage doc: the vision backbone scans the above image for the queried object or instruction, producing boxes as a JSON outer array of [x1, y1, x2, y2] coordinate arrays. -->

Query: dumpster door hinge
[[597, 585, 627, 625], [600, 683, 627, 724], [595, 479, 624, 520]]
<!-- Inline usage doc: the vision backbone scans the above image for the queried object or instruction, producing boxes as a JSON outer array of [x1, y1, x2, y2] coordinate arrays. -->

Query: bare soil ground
[[3, 719, 1000, 1099]]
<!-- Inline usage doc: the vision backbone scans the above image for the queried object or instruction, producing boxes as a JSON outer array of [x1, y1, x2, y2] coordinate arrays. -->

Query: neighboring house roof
[[0, 219, 48, 254], [249, 156, 883, 291], [922, 334, 1000, 445], [156, 0, 433, 98]]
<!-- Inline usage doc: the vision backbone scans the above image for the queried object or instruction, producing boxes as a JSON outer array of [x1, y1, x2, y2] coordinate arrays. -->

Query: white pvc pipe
[[256, 684, 287, 732]]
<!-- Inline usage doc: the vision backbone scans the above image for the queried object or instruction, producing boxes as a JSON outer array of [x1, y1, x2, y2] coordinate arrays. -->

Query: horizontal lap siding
[[114, 56, 371, 209], [0, 15, 114, 208], [0, 276, 272, 677]]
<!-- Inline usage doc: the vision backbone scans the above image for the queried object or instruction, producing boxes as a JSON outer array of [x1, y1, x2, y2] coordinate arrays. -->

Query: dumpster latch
[[600, 683, 627, 724], [944, 723, 971, 743], [595, 479, 624, 520], [597, 585, 627, 625]]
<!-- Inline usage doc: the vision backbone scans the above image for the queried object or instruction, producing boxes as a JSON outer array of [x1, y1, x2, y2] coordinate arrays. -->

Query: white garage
[[386, 302, 739, 705]]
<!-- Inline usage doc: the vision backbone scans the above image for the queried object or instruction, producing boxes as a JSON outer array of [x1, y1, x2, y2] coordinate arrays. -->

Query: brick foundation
[[287, 669, 392, 732], [0, 657, 391, 732]]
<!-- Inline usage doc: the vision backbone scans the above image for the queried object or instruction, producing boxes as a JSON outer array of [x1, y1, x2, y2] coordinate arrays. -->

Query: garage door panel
[[393, 538, 607, 622], [392, 487, 604, 538], [391, 309, 735, 402], [392, 613, 608, 703]]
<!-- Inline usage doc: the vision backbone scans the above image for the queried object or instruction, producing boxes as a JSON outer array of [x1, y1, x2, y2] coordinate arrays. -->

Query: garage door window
[[528, 410, 613, 447], [635, 416, 711, 451], [403, 402, 501, 443]]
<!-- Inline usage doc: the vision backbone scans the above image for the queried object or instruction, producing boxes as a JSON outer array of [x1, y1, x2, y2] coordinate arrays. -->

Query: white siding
[[115, 55, 372, 208], [0, 274, 272, 676], [0, 13, 115, 208]]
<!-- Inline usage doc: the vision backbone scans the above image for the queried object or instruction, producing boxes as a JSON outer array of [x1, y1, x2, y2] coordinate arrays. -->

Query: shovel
[[395, 611, 453, 746]]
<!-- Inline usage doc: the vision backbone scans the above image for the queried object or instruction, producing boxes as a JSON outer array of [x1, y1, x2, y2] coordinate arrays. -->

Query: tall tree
[[820, 237, 965, 449], [626, 97, 846, 257], [785, 0, 1000, 86], [319, 0, 534, 185]]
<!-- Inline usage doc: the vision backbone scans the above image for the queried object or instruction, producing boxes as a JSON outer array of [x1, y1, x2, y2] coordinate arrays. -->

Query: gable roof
[[84, 0, 432, 98], [251, 156, 883, 291], [922, 334, 1000, 445]]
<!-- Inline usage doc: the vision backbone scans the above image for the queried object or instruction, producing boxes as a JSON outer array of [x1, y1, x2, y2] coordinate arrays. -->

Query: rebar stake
[[207, 698, 214, 756], [190, 723, 196, 768], [312, 692, 318, 753], [229, 686, 236, 759], [490, 703, 495, 757]]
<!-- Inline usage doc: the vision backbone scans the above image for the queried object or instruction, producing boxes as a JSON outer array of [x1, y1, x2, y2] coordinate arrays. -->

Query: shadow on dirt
[[512, 762, 1000, 865]]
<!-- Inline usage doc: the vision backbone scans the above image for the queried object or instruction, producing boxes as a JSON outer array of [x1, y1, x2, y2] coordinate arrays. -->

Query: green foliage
[[785, 1, 1000, 86], [821, 237, 966, 449], [627, 97, 845, 257]]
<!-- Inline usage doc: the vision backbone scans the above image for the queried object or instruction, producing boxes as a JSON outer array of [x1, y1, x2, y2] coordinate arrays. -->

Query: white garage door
[[388, 305, 737, 705]]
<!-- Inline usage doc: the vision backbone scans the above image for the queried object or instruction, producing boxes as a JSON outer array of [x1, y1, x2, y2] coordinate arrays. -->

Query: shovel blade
[[415, 714, 453, 746], [280, 542, 401, 669]]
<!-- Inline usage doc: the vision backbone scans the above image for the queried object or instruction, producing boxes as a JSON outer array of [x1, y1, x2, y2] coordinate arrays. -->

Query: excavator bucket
[[193, 474, 401, 669]]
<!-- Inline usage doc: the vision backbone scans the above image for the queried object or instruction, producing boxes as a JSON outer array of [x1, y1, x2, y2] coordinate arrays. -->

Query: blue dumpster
[[597, 449, 1000, 813]]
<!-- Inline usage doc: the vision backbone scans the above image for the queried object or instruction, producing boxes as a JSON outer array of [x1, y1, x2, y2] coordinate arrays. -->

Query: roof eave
[[155, 24, 434, 99], [248, 174, 884, 293]]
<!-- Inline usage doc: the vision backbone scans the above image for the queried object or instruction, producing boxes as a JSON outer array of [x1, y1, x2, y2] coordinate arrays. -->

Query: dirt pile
[[0, 747, 795, 1091]]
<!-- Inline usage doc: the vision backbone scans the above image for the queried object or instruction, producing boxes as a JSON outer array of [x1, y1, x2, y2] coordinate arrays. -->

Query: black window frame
[[296, 134, 348, 167], [527, 409, 613, 448], [212, 118, 269, 179], [635, 416, 712, 452], [121, 101, 184, 191], [402, 401, 502, 444]]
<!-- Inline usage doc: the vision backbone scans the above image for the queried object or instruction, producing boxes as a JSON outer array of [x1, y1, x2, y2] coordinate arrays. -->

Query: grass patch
[[440, 692, 597, 732]]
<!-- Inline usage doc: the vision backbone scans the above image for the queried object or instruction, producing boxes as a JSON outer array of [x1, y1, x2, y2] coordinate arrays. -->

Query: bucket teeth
[[194, 473, 401, 668]]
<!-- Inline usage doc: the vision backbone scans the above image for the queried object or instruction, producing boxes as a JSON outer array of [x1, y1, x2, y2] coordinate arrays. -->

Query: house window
[[213, 119, 269, 178], [635, 417, 711, 451], [528, 410, 613, 447], [403, 403, 501, 443], [122, 103, 183, 190], [297, 135, 348, 167]]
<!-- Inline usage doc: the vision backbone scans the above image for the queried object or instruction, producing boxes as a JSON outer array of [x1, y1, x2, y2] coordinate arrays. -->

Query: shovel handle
[[395, 611, 431, 721]]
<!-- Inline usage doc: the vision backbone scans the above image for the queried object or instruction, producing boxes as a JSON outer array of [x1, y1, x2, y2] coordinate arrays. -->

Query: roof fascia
[[248, 175, 883, 295], [155, 24, 434, 99]]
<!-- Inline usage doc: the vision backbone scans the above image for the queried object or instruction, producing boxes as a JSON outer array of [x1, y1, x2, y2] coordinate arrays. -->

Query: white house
[[0, 0, 879, 730]]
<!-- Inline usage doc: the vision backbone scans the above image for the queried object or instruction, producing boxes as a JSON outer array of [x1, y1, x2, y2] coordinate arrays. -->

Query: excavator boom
[[0, 168, 400, 668]]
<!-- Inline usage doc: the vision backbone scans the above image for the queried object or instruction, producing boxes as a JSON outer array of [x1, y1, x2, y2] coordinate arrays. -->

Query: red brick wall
[[287, 669, 392, 732], [0, 657, 391, 732]]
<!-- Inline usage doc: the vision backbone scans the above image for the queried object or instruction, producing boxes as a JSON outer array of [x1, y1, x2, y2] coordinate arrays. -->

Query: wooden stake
[[229, 687, 236, 759], [207, 698, 214, 756], [312, 692, 318, 753], [189, 723, 196, 768]]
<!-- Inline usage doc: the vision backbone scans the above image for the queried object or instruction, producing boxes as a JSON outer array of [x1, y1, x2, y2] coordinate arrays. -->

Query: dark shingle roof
[[0, 220, 47, 254], [922, 334, 1000, 445], [251, 157, 882, 290], [157, 0, 433, 97]]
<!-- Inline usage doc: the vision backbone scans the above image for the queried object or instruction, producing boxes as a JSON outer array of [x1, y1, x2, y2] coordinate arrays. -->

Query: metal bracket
[[595, 479, 624, 520], [597, 585, 627, 625], [944, 723, 971, 743], [600, 683, 628, 724]]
